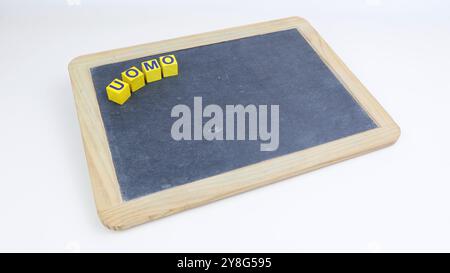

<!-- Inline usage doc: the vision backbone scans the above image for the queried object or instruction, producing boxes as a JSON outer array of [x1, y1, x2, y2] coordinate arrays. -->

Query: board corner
[[97, 206, 128, 231], [285, 16, 310, 25], [68, 54, 91, 74], [384, 122, 401, 144]]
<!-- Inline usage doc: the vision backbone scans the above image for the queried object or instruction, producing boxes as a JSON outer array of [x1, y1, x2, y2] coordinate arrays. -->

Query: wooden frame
[[68, 17, 400, 230]]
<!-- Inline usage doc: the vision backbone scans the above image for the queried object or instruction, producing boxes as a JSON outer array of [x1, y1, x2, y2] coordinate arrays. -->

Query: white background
[[0, 0, 449, 252]]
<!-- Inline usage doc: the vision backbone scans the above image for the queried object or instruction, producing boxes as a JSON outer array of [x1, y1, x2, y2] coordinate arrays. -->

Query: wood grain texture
[[69, 63, 123, 211], [68, 17, 400, 230]]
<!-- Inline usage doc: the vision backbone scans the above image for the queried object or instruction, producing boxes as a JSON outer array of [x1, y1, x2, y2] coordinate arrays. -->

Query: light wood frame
[[68, 17, 400, 230]]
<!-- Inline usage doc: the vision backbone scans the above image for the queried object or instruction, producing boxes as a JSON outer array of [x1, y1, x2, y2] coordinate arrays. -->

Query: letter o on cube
[[121, 66, 145, 92], [159, 55, 178, 77], [106, 79, 131, 105]]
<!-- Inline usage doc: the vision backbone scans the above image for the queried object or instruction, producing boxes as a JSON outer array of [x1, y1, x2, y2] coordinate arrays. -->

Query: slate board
[[90, 29, 376, 201]]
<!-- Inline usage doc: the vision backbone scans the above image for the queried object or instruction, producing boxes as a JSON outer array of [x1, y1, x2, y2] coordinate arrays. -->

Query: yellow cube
[[121, 66, 145, 92], [141, 59, 162, 83], [159, 55, 178, 77], [106, 79, 131, 105]]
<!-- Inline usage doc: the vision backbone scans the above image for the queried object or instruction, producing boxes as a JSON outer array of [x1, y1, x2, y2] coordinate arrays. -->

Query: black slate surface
[[90, 29, 377, 201]]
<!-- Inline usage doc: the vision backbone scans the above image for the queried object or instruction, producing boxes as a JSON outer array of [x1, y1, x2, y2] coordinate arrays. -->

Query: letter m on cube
[[141, 59, 162, 83]]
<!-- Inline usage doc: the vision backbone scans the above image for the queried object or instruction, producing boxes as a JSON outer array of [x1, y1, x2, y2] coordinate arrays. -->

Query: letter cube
[[141, 59, 162, 83], [121, 66, 145, 92], [159, 55, 178, 77], [106, 79, 131, 105]]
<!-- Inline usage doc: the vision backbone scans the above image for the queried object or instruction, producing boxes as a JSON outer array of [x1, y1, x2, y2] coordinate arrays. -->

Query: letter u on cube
[[106, 79, 131, 105]]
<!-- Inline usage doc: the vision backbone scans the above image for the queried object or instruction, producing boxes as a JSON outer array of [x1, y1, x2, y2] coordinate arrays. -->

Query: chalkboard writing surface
[[91, 29, 376, 201], [69, 17, 400, 230]]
